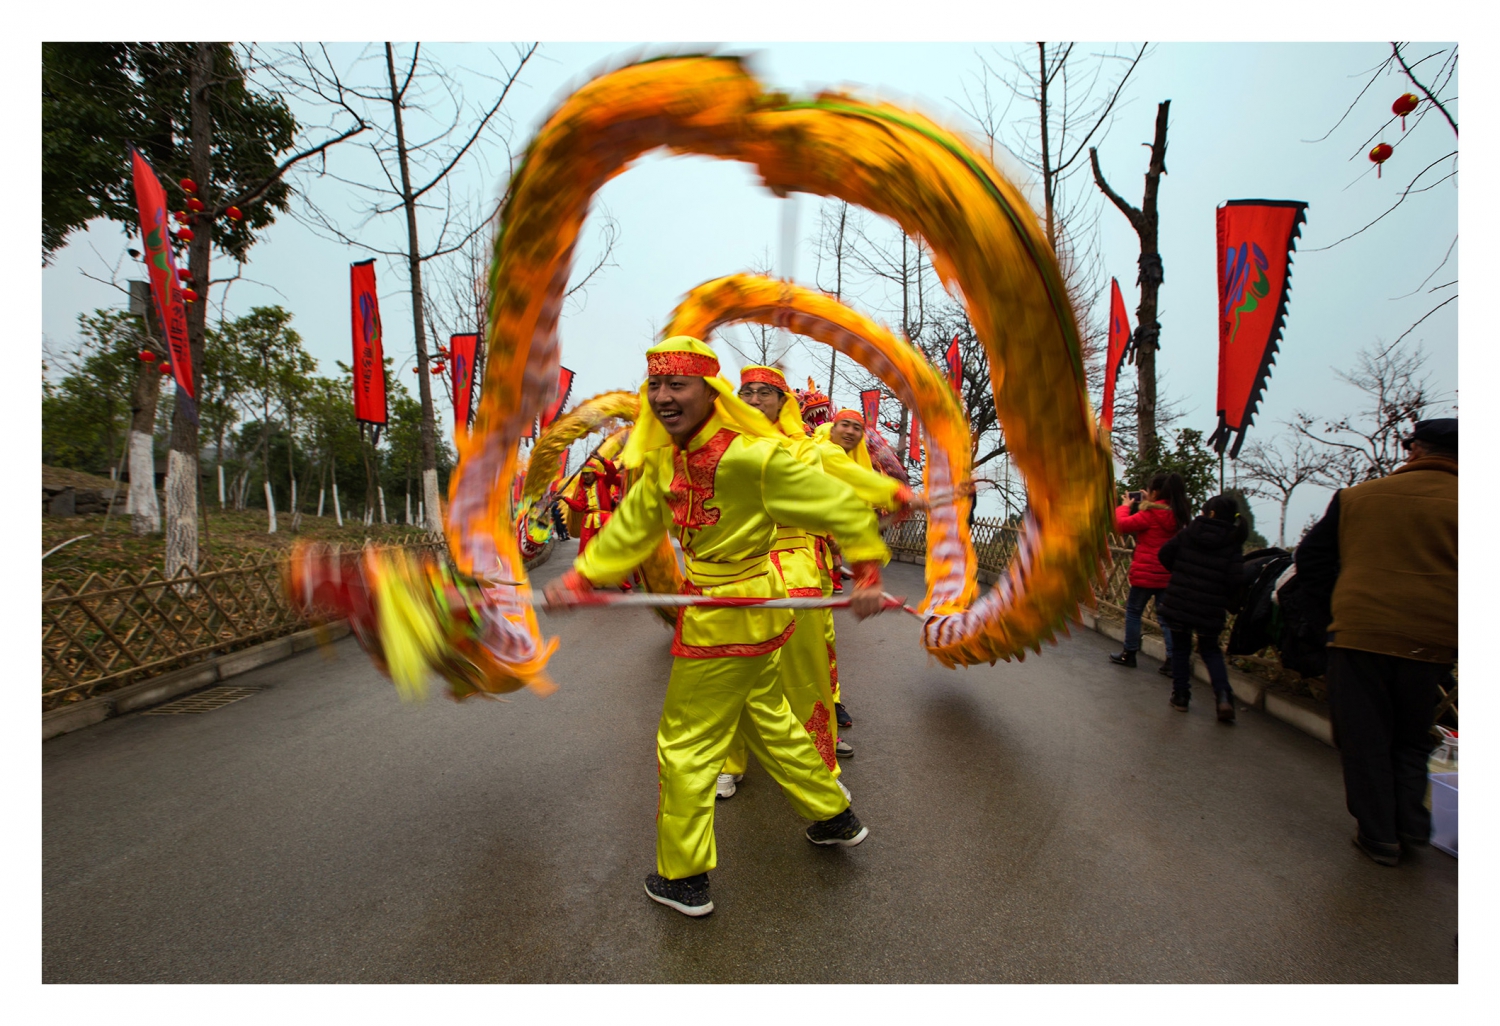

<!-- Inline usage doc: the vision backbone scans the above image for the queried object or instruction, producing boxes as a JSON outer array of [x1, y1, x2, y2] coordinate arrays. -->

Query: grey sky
[[41, 42, 1457, 538]]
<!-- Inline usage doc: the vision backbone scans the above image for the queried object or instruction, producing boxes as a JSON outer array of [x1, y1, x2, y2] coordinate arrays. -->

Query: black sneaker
[[1170, 693, 1190, 713], [1353, 833, 1400, 867], [1108, 650, 1138, 667], [644, 872, 714, 916], [835, 702, 853, 729], [1157, 661, 1173, 676], [806, 807, 869, 847]]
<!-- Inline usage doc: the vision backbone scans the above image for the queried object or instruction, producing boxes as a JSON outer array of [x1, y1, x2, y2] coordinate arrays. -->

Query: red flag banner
[[449, 333, 479, 430], [909, 421, 922, 464], [540, 366, 575, 430], [945, 335, 962, 395], [350, 260, 387, 425], [1102, 277, 1132, 433], [129, 147, 195, 413], [859, 389, 882, 434], [1210, 200, 1308, 457]]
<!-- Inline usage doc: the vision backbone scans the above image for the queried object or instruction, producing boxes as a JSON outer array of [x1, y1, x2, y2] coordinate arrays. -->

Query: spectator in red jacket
[[1108, 471, 1190, 671]]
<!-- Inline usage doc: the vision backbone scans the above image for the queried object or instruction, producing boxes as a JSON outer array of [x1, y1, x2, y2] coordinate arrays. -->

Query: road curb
[[42, 622, 351, 742], [1074, 608, 1332, 747]]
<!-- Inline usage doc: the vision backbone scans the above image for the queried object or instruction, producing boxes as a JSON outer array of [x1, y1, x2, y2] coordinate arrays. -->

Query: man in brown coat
[[1295, 418, 1457, 866]]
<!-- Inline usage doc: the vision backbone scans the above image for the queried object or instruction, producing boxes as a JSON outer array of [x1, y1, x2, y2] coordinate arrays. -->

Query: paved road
[[44, 542, 1457, 983]]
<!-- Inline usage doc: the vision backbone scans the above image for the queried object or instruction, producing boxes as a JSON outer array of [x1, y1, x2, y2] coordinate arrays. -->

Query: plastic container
[[1430, 771, 1458, 857]]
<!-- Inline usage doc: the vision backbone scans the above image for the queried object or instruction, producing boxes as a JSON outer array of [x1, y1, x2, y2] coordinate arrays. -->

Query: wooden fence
[[42, 533, 457, 712]]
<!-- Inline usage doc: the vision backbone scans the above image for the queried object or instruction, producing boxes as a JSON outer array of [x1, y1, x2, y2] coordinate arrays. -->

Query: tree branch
[[1088, 146, 1142, 231], [1393, 42, 1457, 136]]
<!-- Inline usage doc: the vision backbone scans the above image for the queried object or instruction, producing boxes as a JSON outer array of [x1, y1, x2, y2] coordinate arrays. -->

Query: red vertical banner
[[859, 389, 882, 434], [350, 259, 387, 425], [540, 366, 575, 430], [1102, 277, 1132, 433], [1210, 200, 1308, 456], [908, 420, 922, 464], [945, 335, 962, 395], [449, 333, 479, 430], [129, 147, 195, 412]]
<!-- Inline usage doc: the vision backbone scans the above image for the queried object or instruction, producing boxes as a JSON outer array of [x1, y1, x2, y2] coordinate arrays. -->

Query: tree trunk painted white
[[128, 430, 161, 534], [405, 491, 412, 525], [291, 478, 298, 514], [318, 488, 326, 518], [422, 468, 442, 532], [265, 482, 278, 533], [1277, 499, 1290, 550], [217, 463, 226, 507], [332, 483, 343, 527], [378, 486, 388, 524], [418, 500, 424, 527], [163, 449, 198, 579]]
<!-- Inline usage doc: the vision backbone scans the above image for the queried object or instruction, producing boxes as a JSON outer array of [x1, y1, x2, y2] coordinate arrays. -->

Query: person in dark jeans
[[1109, 472, 1190, 672], [1295, 418, 1457, 867], [1156, 495, 1247, 722]]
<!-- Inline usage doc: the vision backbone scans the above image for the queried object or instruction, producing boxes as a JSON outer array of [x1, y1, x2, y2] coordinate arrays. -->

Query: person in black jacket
[[1157, 494, 1248, 721]]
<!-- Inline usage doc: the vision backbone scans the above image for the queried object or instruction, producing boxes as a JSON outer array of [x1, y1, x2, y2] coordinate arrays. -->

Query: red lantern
[[186, 197, 205, 212], [412, 367, 421, 374], [177, 267, 192, 281], [139, 350, 156, 362], [1392, 92, 1419, 131], [178, 226, 195, 241], [181, 287, 198, 303], [179, 178, 197, 193], [159, 362, 172, 374], [226, 206, 243, 221], [1369, 142, 1393, 178], [174, 210, 189, 224]]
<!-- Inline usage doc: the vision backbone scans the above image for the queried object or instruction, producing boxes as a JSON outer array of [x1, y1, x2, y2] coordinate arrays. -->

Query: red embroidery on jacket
[[671, 615, 796, 659], [805, 701, 836, 771], [665, 429, 735, 530], [769, 548, 823, 597]]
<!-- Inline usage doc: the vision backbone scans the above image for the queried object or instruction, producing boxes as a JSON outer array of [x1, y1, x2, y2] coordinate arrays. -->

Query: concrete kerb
[[883, 549, 1333, 747], [42, 623, 352, 742]]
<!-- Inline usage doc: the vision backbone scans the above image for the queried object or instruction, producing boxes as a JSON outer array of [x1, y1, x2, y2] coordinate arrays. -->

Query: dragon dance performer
[[559, 455, 622, 556], [716, 365, 845, 801], [543, 336, 890, 918], [813, 407, 919, 735]]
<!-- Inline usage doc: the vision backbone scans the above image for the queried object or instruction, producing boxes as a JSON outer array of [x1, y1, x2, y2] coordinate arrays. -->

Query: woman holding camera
[[1108, 472, 1191, 672]]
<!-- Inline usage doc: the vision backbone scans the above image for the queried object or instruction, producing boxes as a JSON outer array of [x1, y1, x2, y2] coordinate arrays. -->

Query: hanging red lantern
[[412, 366, 421, 374], [179, 178, 197, 193], [226, 206, 243, 221], [139, 350, 156, 362], [1392, 92, 1420, 131], [181, 287, 198, 302], [186, 197, 205, 212], [177, 267, 192, 281], [177, 226, 195, 241], [159, 362, 172, 374], [1369, 142, 1393, 177], [174, 210, 189, 224]]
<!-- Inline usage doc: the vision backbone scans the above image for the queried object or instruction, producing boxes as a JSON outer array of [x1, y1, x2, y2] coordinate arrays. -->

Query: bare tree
[[1294, 339, 1449, 485], [292, 42, 536, 531], [1236, 431, 1340, 547], [1089, 99, 1170, 458]]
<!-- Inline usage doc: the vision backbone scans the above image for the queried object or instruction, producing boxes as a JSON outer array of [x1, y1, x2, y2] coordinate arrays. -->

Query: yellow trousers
[[724, 609, 840, 779], [819, 562, 842, 704], [658, 645, 848, 879]]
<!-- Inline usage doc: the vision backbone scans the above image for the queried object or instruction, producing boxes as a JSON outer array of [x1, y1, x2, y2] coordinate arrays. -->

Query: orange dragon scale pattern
[[293, 55, 1113, 699]]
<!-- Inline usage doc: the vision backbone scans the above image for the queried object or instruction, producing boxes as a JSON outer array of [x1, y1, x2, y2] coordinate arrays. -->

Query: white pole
[[317, 487, 325, 518], [418, 500, 424, 527], [378, 486, 388, 525], [405, 491, 412, 525], [333, 483, 343, 527], [217, 464, 226, 508], [291, 478, 298, 514], [265, 481, 278, 533]]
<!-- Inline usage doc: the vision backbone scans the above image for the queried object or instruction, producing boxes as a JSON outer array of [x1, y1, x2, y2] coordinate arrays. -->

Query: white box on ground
[[1430, 772, 1457, 857]]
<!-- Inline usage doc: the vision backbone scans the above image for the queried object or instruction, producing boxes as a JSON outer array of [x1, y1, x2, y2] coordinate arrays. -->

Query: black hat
[[1403, 418, 1458, 451]]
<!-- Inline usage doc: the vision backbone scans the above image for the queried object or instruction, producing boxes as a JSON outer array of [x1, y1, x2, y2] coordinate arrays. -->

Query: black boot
[[1108, 650, 1138, 667]]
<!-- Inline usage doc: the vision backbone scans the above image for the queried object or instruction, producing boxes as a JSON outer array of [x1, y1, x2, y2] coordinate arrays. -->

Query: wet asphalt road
[[43, 542, 1458, 983]]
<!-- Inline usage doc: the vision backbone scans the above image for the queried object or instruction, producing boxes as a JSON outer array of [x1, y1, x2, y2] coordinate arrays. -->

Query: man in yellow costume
[[812, 407, 918, 737], [543, 337, 891, 918], [715, 366, 846, 800]]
